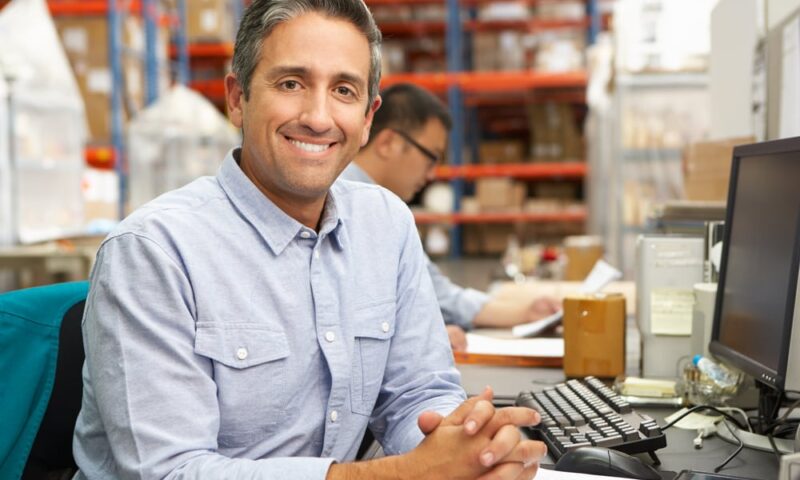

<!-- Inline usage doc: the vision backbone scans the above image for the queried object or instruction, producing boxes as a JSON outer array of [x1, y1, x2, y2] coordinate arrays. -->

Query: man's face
[[387, 117, 448, 202], [227, 12, 380, 211]]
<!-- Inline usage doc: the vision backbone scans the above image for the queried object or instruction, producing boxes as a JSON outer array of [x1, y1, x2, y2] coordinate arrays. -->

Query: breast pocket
[[195, 323, 291, 447], [350, 300, 396, 416]]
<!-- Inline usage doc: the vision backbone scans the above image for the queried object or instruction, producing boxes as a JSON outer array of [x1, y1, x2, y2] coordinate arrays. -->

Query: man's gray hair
[[232, 0, 382, 112]]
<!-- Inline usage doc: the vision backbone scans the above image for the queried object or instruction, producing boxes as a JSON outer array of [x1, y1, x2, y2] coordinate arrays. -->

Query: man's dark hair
[[367, 83, 452, 145], [232, 0, 382, 112]]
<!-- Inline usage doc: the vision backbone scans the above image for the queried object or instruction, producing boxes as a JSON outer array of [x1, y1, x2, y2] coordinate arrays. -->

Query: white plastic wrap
[[0, 0, 87, 244], [127, 84, 240, 209]]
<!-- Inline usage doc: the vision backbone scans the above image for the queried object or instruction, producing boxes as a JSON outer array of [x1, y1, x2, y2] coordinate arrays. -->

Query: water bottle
[[692, 355, 738, 389]]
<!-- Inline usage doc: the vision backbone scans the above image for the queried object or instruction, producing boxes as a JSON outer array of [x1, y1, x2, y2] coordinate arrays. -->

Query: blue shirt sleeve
[[426, 257, 490, 330], [367, 208, 466, 455]]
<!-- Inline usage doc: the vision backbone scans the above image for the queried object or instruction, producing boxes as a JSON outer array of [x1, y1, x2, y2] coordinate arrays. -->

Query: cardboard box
[[475, 178, 526, 211], [187, 0, 234, 43], [479, 140, 525, 164], [56, 17, 146, 141], [683, 137, 754, 201]]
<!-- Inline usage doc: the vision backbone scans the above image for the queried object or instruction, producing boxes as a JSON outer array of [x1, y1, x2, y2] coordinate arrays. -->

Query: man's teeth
[[289, 139, 330, 153]]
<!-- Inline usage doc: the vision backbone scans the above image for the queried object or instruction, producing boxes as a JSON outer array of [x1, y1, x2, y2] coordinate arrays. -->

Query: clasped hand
[[410, 386, 547, 480]]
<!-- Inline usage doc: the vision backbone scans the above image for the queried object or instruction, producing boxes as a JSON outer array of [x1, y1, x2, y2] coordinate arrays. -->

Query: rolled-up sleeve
[[77, 233, 335, 480], [367, 210, 467, 455]]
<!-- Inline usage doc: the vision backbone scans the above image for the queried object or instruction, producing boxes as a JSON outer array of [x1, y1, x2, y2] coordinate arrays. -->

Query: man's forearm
[[326, 454, 413, 480]]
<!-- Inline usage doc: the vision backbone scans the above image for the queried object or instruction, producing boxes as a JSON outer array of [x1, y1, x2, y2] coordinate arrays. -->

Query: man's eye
[[336, 86, 354, 97], [282, 80, 299, 90]]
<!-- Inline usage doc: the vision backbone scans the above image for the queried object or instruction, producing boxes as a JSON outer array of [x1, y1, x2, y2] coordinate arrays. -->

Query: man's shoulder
[[107, 176, 227, 242], [333, 177, 410, 217]]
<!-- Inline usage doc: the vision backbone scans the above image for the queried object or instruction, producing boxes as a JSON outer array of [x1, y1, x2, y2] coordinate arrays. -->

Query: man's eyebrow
[[265, 65, 311, 78]]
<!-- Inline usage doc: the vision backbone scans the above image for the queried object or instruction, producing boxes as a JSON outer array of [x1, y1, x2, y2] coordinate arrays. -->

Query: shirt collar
[[217, 148, 345, 255]]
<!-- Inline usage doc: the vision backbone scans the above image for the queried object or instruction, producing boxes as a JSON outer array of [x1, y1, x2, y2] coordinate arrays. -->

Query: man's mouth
[[287, 138, 333, 153]]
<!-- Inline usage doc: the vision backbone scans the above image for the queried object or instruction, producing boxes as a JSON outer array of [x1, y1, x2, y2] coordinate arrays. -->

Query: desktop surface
[[456, 364, 781, 480]]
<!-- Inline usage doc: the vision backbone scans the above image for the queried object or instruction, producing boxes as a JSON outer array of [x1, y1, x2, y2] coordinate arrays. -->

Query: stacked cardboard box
[[55, 16, 147, 142], [683, 137, 753, 202], [478, 140, 525, 164], [186, 0, 235, 43], [475, 178, 526, 212], [527, 102, 583, 161]]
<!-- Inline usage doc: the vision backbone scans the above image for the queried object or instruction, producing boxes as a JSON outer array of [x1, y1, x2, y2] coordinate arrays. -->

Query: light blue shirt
[[73, 150, 465, 479], [340, 163, 489, 330]]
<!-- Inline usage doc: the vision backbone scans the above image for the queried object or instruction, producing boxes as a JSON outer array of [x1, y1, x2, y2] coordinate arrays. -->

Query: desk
[[456, 364, 780, 480], [0, 240, 99, 289]]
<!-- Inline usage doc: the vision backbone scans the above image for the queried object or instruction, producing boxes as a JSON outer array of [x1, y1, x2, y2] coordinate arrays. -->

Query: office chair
[[0, 281, 89, 480]]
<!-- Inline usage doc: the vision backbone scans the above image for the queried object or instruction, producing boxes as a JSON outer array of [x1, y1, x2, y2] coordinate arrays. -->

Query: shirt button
[[300, 231, 311, 239], [330, 410, 339, 422], [381, 322, 390, 333], [236, 347, 248, 360], [313, 250, 320, 259], [325, 331, 335, 342]]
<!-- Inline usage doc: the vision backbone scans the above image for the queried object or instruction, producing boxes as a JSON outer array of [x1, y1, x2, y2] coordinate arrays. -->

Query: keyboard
[[515, 376, 667, 460]]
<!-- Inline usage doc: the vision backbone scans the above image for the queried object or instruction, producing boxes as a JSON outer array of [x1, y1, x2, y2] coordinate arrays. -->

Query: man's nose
[[299, 90, 334, 133]]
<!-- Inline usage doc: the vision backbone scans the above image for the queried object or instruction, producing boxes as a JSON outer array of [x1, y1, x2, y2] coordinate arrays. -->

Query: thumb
[[417, 411, 444, 435]]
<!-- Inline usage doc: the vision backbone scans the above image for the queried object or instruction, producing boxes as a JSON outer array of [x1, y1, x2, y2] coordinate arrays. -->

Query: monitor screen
[[711, 141, 800, 389]]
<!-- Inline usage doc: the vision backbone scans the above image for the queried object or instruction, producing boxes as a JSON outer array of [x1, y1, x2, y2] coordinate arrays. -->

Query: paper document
[[512, 260, 622, 338], [466, 333, 564, 358], [650, 288, 694, 335], [535, 467, 633, 480]]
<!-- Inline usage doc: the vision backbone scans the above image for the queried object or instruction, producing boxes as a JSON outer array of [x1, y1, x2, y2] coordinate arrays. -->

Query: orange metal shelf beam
[[85, 146, 115, 169], [169, 42, 234, 59], [414, 210, 587, 224], [434, 162, 586, 180], [381, 70, 587, 93], [44, 0, 141, 15], [189, 79, 226, 102]]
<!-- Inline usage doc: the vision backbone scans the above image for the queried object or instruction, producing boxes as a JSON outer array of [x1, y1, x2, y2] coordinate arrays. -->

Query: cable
[[714, 420, 744, 473], [717, 406, 753, 432], [661, 405, 748, 432]]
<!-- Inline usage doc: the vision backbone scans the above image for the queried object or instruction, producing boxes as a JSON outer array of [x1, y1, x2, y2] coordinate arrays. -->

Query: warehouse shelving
[[372, 0, 598, 255], [433, 162, 587, 181]]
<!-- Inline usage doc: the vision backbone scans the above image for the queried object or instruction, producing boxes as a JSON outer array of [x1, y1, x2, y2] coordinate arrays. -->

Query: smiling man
[[72, 1, 545, 479]]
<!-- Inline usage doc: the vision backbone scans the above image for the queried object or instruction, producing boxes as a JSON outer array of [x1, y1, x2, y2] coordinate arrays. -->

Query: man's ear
[[361, 95, 382, 147], [371, 128, 399, 160], [225, 73, 245, 128]]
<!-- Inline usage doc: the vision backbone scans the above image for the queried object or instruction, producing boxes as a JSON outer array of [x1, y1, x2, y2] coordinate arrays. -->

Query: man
[[340, 83, 561, 351], [72, 1, 546, 479]]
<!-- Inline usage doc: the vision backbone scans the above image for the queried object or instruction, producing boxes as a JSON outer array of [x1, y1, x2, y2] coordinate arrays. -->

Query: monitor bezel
[[708, 136, 800, 392]]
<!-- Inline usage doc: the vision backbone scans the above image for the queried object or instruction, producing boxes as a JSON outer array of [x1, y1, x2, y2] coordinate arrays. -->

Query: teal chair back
[[0, 281, 89, 480]]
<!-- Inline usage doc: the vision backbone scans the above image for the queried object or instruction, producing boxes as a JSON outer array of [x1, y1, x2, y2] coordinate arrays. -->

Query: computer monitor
[[709, 136, 800, 448]]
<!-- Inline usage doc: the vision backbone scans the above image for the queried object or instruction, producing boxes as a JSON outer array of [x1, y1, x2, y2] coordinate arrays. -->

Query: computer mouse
[[554, 446, 661, 480]]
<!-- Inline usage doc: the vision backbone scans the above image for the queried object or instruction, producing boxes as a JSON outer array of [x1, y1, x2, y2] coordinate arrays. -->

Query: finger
[[481, 406, 541, 437], [475, 461, 524, 480], [478, 424, 520, 467], [491, 440, 547, 466], [461, 399, 495, 435], [417, 411, 444, 435], [440, 386, 494, 428]]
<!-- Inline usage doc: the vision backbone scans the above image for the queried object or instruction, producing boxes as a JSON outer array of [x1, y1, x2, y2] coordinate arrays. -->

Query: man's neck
[[238, 153, 326, 231], [353, 155, 382, 185]]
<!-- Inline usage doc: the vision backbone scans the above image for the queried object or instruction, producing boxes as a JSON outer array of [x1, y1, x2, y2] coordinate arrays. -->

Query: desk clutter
[[516, 376, 667, 462]]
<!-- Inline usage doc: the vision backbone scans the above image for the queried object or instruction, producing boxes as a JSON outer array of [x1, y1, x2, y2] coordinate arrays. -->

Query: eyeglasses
[[391, 129, 441, 168]]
